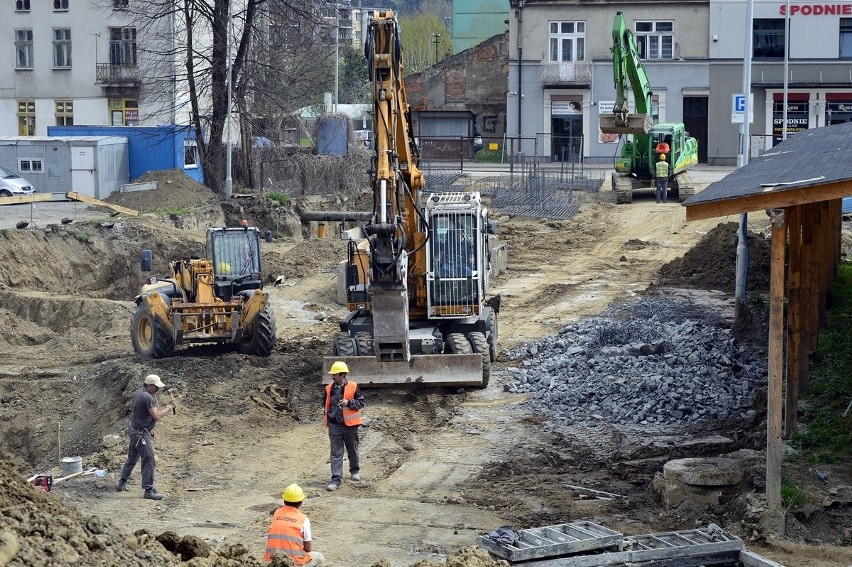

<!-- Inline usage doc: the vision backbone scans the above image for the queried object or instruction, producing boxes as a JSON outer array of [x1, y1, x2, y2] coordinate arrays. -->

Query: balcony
[[95, 64, 140, 86], [540, 62, 592, 85]]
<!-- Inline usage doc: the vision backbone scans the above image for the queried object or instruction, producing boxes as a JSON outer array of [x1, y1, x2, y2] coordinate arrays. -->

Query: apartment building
[[2, 0, 177, 137], [508, 0, 852, 166]]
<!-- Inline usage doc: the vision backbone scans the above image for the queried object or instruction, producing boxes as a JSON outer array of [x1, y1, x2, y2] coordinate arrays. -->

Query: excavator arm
[[600, 11, 654, 135]]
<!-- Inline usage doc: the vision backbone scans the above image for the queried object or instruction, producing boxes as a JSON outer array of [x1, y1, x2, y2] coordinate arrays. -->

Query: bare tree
[[103, 0, 336, 193]]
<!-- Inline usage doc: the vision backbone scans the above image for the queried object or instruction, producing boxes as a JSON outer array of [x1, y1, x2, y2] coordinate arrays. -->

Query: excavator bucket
[[599, 113, 653, 135], [321, 354, 484, 387]]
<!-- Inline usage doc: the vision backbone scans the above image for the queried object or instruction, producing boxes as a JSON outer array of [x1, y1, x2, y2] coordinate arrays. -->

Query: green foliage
[[473, 148, 504, 163], [340, 46, 370, 105], [300, 137, 313, 148], [399, 12, 452, 74], [266, 192, 291, 207], [789, 263, 852, 463], [780, 473, 812, 509], [0, 228, 8, 237]]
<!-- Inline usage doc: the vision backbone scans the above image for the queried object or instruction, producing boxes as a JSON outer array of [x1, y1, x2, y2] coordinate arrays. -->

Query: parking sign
[[732, 93, 754, 123]]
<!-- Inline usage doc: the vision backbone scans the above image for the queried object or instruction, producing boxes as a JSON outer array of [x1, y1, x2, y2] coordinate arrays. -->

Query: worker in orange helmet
[[264, 483, 325, 565], [323, 360, 366, 491]]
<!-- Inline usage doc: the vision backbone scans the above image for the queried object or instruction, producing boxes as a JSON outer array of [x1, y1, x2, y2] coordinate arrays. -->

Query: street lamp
[[432, 33, 441, 64]]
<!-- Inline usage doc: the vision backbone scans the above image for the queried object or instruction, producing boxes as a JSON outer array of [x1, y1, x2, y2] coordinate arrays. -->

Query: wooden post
[[815, 202, 827, 328], [766, 208, 786, 531], [785, 205, 801, 438]]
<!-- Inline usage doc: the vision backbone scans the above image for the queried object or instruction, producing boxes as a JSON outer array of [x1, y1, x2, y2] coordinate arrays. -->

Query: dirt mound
[[658, 222, 771, 292], [0, 461, 268, 566], [105, 170, 217, 213]]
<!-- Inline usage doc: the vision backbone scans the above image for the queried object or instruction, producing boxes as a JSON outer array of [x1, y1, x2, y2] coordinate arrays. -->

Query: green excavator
[[600, 11, 699, 204]]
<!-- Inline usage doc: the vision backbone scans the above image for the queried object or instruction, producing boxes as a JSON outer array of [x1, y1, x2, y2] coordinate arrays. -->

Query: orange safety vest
[[264, 505, 310, 564], [323, 381, 363, 428]]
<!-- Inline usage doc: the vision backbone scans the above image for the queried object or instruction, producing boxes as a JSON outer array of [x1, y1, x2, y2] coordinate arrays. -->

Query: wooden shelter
[[683, 121, 849, 519]]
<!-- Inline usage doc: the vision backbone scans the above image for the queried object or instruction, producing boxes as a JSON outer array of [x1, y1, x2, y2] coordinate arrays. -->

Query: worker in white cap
[[116, 373, 172, 500]]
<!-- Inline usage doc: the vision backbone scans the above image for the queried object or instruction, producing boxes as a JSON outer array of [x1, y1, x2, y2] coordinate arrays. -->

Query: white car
[[0, 166, 36, 197]]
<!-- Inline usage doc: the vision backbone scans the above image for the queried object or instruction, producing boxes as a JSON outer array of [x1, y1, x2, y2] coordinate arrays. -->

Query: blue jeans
[[655, 178, 669, 203]]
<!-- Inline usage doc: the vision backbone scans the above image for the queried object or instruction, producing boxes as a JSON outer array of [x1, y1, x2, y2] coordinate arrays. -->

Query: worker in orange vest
[[264, 484, 324, 565], [323, 361, 366, 491]]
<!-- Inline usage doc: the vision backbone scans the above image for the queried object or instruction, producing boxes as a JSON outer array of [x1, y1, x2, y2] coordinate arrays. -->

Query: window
[[548, 21, 586, 62], [635, 21, 674, 59], [16, 1, 31, 11], [109, 98, 138, 125], [53, 29, 72, 68], [15, 29, 34, 69], [841, 19, 852, 58], [54, 0, 69, 10], [184, 140, 198, 168], [114, 0, 129, 8], [55, 100, 74, 126], [754, 19, 785, 58], [17, 100, 35, 136], [19, 159, 43, 173], [109, 27, 137, 66]]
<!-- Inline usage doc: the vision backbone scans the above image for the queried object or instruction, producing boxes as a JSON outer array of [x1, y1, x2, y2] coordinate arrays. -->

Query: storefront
[[550, 98, 583, 162], [825, 94, 852, 125], [772, 93, 809, 145]]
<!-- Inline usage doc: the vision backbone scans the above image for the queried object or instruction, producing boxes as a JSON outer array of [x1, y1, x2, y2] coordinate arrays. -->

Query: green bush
[[789, 263, 852, 463], [781, 473, 812, 509], [266, 192, 291, 207], [473, 148, 504, 163]]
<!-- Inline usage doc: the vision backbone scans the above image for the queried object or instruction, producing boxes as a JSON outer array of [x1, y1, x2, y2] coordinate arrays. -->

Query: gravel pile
[[504, 297, 767, 427]]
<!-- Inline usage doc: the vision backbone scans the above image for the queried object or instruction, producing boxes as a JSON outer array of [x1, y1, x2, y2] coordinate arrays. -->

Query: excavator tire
[[355, 332, 374, 356], [467, 331, 491, 388], [333, 332, 357, 356], [445, 332, 472, 355], [487, 315, 498, 362], [131, 303, 174, 359], [237, 309, 277, 356]]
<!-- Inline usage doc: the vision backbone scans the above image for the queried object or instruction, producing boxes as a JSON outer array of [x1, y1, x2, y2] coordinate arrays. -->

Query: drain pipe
[[517, 1, 524, 153]]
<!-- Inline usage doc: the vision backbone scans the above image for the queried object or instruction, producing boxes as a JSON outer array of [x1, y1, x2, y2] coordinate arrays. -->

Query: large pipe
[[298, 211, 373, 222]]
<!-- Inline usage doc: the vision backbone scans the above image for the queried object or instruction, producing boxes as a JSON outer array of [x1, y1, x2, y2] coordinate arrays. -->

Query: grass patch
[[0, 228, 7, 237], [473, 148, 504, 163], [266, 192, 291, 207], [781, 473, 813, 509], [788, 263, 852, 464], [155, 207, 192, 216]]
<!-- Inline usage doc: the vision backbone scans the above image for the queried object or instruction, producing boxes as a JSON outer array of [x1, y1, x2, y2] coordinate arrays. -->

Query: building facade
[[1, 0, 178, 138], [508, 0, 852, 166]]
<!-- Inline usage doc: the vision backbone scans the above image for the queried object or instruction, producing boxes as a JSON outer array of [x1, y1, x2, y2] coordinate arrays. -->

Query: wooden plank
[[766, 209, 786, 522], [816, 201, 828, 328], [66, 191, 139, 216], [685, 179, 852, 221], [785, 205, 801, 438], [0, 193, 55, 206]]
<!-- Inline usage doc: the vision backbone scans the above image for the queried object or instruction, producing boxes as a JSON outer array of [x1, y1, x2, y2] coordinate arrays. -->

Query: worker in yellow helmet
[[655, 153, 670, 204], [323, 360, 366, 491], [264, 483, 325, 565]]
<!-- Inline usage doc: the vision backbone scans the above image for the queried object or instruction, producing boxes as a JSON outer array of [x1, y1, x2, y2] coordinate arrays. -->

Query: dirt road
[[1, 170, 849, 566]]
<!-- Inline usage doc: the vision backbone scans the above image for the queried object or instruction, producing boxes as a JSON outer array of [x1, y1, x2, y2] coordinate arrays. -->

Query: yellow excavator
[[322, 11, 506, 387], [131, 225, 277, 358]]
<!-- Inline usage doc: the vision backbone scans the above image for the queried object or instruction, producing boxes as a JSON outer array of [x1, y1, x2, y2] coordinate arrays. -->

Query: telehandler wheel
[[333, 332, 357, 356], [355, 332, 374, 356], [467, 331, 491, 388], [237, 309, 277, 356], [445, 332, 472, 354], [131, 303, 174, 359]]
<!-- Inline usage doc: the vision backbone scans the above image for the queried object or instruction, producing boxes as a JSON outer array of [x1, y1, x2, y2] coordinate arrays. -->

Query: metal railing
[[95, 63, 139, 84]]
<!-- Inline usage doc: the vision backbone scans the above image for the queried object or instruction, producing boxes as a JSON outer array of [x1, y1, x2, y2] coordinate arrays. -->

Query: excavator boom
[[600, 11, 653, 135]]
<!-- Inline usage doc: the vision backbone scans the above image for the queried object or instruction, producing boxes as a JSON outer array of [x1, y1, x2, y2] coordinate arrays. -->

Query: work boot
[[143, 489, 163, 501], [350, 473, 361, 482], [116, 479, 127, 492], [326, 482, 339, 491]]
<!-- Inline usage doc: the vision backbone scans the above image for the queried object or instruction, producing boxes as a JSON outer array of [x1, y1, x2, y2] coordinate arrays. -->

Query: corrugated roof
[[684, 122, 852, 221]]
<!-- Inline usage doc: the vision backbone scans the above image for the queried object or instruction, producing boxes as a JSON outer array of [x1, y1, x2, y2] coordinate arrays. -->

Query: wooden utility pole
[[785, 205, 801, 437], [767, 207, 786, 532]]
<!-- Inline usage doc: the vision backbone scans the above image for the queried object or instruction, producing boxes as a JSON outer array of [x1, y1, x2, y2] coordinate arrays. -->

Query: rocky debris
[[503, 296, 767, 428]]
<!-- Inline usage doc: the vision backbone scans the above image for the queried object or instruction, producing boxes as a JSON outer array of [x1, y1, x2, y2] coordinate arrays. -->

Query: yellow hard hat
[[282, 483, 304, 502], [659, 154, 666, 161], [329, 361, 349, 375]]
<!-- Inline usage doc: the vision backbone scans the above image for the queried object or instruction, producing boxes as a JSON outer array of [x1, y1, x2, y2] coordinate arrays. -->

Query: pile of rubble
[[503, 296, 767, 427]]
